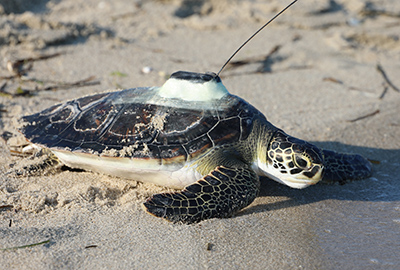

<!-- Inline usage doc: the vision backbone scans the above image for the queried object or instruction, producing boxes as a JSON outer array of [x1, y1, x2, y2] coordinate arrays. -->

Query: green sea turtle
[[16, 0, 371, 223], [19, 70, 371, 223]]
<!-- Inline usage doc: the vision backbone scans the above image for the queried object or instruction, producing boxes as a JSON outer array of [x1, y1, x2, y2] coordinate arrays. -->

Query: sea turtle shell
[[21, 88, 262, 160], [20, 72, 266, 188]]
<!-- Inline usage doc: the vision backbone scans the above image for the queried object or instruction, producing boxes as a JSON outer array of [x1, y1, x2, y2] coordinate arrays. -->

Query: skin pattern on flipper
[[18, 71, 372, 224]]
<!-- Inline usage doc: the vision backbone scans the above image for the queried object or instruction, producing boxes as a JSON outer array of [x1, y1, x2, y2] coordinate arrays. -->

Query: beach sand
[[1, 0, 400, 269]]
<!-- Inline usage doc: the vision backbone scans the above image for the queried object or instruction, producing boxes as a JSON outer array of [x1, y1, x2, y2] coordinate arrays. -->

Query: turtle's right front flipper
[[320, 149, 372, 185], [143, 166, 260, 224]]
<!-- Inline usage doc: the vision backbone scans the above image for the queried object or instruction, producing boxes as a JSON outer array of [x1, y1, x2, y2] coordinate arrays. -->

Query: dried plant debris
[[376, 64, 400, 99], [0, 13, 113, 49], [0, 52, 100, 97], [226, 45, 282, 72], [84, 245, 98, 249], [4, 52, 63, 77], [1, 76, 100, 97], [323, 63, 400, 99], [1, 239, 50, 251], [347, 109, 380, 123], [323, 77, 344, 84]]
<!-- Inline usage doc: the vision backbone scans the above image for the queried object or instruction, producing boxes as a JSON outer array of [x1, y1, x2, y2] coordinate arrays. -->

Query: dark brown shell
[[20, 87, 264, 163]]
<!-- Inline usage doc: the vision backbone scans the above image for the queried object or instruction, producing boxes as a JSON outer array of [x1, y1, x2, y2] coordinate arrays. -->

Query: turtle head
[[257, 130, 324, 189]]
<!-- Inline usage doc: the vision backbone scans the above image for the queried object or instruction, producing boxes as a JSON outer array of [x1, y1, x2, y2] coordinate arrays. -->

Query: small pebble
[[141, 66, 153, 74]]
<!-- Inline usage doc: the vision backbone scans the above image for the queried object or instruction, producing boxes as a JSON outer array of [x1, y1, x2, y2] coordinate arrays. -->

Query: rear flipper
[[143, 166, 260, 224], [320, 149, 372, 185], [9, 149, 61, 177]]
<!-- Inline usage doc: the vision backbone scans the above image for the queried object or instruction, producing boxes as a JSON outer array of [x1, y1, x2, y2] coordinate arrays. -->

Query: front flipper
[[321, 149, 372, 185], [143, 166, 260, 224]]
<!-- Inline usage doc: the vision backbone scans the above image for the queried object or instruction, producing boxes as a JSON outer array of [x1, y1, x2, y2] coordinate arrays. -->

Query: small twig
[[7, 53, 63, 73], [376, 64, 400, 92], [323, 77, 344, 84], [85, 245, 98, 249], [1, 239, 50, 251], [4, 52, 64, 77], [347, 109, 380, 122], [379, 83, 389, 99]]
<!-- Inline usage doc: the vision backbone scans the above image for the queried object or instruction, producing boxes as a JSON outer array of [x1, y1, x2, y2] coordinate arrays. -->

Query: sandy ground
[[0, 0, 400, 269]]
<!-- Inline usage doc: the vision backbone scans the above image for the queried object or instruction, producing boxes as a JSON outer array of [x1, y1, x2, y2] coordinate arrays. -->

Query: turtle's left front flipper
[[320, 149, 372, 185], [143, 166, 260, 224]]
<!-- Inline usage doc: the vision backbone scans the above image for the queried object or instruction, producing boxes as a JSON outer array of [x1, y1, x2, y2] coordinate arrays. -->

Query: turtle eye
[[293, 154, 311, 169]]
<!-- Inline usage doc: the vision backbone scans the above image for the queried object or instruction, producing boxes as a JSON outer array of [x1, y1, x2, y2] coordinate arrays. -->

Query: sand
[[1, 0, 400, 269]]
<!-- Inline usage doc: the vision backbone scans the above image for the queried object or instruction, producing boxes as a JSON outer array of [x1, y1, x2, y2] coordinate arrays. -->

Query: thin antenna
[[216, 0, 298, 76]]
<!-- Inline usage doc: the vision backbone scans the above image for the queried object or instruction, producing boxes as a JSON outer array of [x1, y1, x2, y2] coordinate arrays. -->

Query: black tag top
[[170, 71, 221, 83]]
